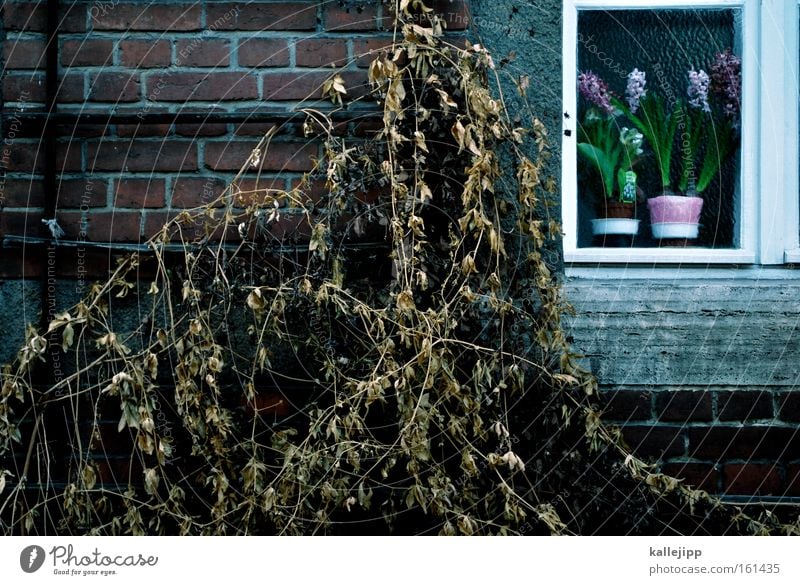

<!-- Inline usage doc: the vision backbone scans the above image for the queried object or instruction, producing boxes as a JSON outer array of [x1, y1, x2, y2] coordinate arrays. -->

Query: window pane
[[576, 9, 742, 249]]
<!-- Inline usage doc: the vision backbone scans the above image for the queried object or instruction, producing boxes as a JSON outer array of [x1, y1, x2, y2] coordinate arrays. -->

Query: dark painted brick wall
[[0, 0, 467, 250], [2, 0, 797, 499]]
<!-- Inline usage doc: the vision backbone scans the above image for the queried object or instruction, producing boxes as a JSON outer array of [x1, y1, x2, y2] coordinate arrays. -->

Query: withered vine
[[1, 1, 798, 535]]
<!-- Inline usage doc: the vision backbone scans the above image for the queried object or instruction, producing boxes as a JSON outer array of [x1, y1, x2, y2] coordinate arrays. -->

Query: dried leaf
[[82, 464, 97, 490], [396, 290, 416, 311], [413, 131, 429, 153], [144, 468, 159, 496], [61, 323, 74, 351]]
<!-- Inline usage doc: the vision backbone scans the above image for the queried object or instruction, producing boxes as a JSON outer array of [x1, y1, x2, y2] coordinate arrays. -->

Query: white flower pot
[[591, 218, 640, 236], [650, 222, 700, 239]]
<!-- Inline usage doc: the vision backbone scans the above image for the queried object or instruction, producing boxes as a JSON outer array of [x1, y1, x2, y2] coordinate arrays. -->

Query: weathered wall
[[0, 280, 40, 363], [2, 0, 799, 499], [0, 0, 468, 354], [0, 1, 462, 247], [471, 0, 563, 214], [468, 0, 800, 500], [564, 275, 800, 497]]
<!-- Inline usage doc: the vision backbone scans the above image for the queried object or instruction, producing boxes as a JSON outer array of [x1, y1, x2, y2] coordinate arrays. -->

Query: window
[[562, 0, 799, 265]]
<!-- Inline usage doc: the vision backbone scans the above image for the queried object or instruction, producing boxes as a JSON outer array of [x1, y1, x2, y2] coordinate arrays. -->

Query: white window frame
[[562, 0, 798, 266], [775, 0, 800, 263]]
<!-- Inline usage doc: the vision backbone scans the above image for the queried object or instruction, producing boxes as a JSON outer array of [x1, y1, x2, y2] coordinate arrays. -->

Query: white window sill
[[566, 264, 800, 280], [564, 247, 756, 265], [784, 248, 800, 263]]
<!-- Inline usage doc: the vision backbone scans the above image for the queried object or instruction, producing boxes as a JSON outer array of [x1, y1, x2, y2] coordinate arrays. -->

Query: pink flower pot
[[647, 195, 703, 239]]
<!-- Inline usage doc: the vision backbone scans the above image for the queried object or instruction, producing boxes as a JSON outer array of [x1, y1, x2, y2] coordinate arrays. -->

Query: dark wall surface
[[1, 0, 798, 499]]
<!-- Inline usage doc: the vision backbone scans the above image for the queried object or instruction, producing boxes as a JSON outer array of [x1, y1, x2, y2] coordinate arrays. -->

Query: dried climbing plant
[[1, 1, 798, 535]]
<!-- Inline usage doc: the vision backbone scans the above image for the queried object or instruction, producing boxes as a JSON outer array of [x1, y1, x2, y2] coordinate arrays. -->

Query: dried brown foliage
[[1, 1, 798, 535]]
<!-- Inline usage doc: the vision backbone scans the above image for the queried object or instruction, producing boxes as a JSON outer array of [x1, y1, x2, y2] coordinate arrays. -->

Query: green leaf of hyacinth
[[577, 142, 615, 198]]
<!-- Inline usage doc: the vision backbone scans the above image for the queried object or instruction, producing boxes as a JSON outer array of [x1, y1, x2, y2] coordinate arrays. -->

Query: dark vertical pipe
[[29, 0, 63, 534], [0, 4, 5, 209], [40, 0, 59, 334]]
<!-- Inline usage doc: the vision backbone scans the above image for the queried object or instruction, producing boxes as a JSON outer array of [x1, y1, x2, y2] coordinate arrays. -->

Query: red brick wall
[[602, 388, 800, 497], [5, 1, 794, 500], [0, 0, 469, 269]]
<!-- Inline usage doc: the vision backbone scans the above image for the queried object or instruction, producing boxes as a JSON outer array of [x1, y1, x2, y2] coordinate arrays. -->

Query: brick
[[58, 178, 107, 208], [352, 118, 385, 137], [296, 39, 347, 68], [206, 3, 316, 31], [194, 206, 303, 241], [0, 210, 44, 238], [119, 40, 171, 68], [59, 2, 88, 33], [326, 119, 351, 136], [267, 212, 311, 240], [55, 122, 105, 138], [660, 462, 719, 493], [324, 4, 380, 31], [688, 426, 800, 461], [2, 106, 21, 135], [787, 465, 800, 496], [4, 140, 45, 173], [2, 111, 40, 138], [3, 73, 45, 102], [58, 73, 86, 102], [2, 3, 46, 31], [723, 463, 782, 496], [233, 122, 278, 137], [88, 140, 198, 172], [113, 178, 166, 208], [61, 39, 114, 67], [237, 39, 290, 68], [59, 249, 118, 279], [777, 393, 800, 422], [91, 4, 202, 31], [57, 142, 83, 172], [620, 425, 685, 459], [174, 123, 228, 137], [290, 178, 327, 203], [113, 106, 172, 118], [600, 389, 651, 421], [143, 209, 202, 241], [432, 0, 471, 31], [245, 390, 292, 418], [261, 71, 331, 101], [2, 179, 44, 207], [717, 391, 773, 421], [146, 73, 258, 101], [204, 141, 316, 172], [116, 124, 171, 138], [93, 458, 138, 486], [655, 391, 712, 422], [391, 1, 470, 31], [175, 39, 231, 67], [4, 139, 43, 173], [89, 72, 141, 102], [3, 39, 46, 69], [339, 70, 371, 99], [354, 37, 395, 67], [234, 177, 289, 207], [143, 208, 234, 241], [59, 210, 142, 242], [0, 249, 43, 278], [142, 210, 180, 240], [171, 177, 227, 208]]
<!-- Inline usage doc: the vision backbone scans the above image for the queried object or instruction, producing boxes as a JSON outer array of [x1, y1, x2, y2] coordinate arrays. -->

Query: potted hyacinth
[[576, 71, 644, 238], [613, 51, 741, 241]]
